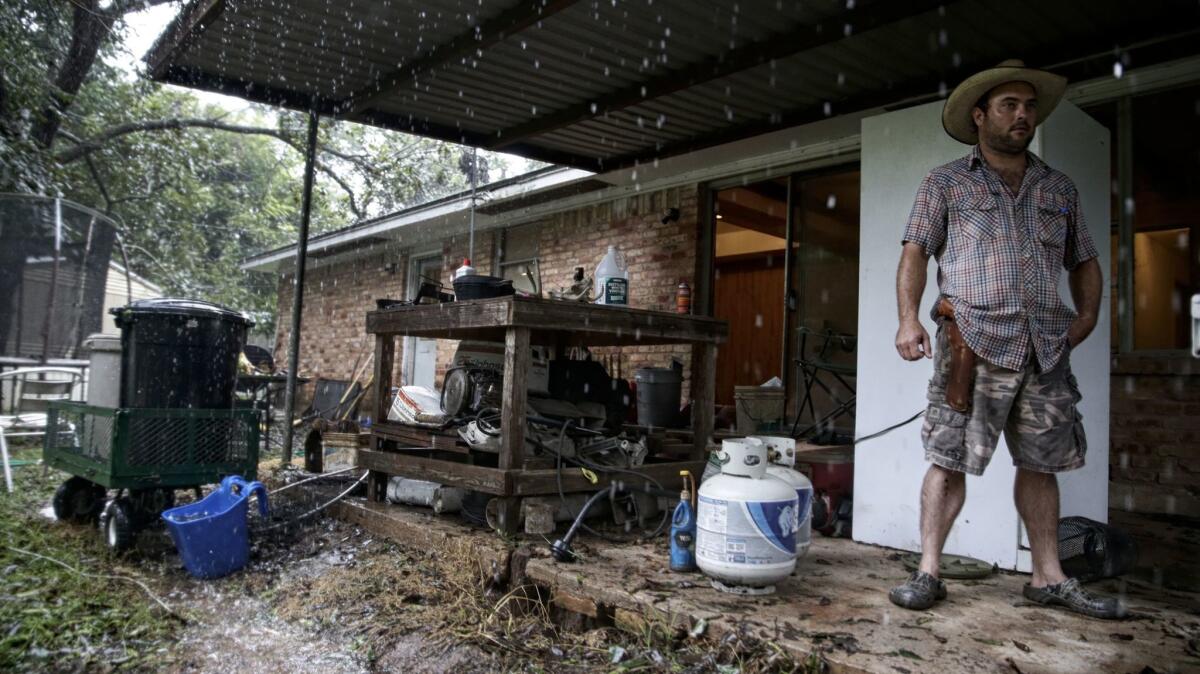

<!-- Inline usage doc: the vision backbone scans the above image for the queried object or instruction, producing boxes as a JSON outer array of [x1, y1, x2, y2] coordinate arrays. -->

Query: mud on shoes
[[1023, 578, 1127, 620], [889, 571, 947, 610]]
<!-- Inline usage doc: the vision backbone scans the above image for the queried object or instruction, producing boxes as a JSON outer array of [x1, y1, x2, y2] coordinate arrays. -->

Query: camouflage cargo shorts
[[922, 327, 1087, 476]]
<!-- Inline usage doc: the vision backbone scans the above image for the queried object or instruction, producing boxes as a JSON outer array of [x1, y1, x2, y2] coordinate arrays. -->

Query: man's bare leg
[[1014, 468, 1068, 587], [918, 464, 966, 577]]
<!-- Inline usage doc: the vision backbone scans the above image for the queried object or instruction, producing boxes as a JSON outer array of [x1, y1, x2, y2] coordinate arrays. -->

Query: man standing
[[889, 60, 1122, 619]]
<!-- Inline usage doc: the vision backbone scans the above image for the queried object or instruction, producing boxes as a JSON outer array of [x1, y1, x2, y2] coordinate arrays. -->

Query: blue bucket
[[162, 475, 269, 579]]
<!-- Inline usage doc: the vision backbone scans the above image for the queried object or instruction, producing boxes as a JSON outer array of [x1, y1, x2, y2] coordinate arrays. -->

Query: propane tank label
[[697, 495, 797, 565], [795, 488, 813, 548]]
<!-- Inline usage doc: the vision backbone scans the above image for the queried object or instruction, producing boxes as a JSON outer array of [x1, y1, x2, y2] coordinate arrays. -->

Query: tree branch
[[56, 118, 295, 163], [105, 0, 179, 18], [58, 116, 364, 218], [315, 161, 362, 220]]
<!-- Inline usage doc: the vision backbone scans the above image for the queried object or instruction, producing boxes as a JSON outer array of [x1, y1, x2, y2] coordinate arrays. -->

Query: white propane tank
[[386, 477, 464, 514], [752, 436, 814, 559], [696, 438, 798, 593]]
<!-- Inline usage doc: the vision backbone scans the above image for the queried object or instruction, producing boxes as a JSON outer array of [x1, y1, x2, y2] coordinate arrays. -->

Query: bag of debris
[[1058, 516, 1138, 583], [388, 385, 448, 427]]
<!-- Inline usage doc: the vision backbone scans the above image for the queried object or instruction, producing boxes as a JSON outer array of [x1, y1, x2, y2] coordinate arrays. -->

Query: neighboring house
[[100, 262, 163, 335]]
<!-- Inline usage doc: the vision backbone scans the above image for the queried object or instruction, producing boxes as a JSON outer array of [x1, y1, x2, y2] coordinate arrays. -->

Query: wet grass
[[270, 526, 818, 673], [0, 443, 181, 672]]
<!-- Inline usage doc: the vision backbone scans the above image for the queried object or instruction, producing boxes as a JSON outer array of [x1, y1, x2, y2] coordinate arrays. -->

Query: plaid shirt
[[902, 145, 1099, 372]]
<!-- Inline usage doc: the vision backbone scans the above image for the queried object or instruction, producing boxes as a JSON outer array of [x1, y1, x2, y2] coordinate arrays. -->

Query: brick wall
[[1109, 354, 1200, 519], [274, 247, 408, 414]]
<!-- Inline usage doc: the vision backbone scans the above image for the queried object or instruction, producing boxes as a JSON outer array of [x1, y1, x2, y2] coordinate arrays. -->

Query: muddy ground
[[5, 461, 802, 673]]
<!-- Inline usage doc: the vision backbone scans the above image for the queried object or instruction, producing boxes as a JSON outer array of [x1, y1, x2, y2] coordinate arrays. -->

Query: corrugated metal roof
[[148, 0, 1200, 170]]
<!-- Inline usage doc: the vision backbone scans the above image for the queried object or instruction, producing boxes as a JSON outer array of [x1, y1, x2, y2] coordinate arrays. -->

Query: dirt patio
[[336, 498, 1200, 674]]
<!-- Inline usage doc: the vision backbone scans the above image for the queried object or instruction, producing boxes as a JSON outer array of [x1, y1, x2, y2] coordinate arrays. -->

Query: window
[[495, 223, 540, 294]]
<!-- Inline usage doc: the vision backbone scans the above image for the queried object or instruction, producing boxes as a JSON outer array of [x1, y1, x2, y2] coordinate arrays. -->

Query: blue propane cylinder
[[669, 470, 697, 572]]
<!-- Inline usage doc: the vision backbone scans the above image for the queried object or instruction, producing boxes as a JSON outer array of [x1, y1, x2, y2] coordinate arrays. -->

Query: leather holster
[[936, 298, 976, 413]]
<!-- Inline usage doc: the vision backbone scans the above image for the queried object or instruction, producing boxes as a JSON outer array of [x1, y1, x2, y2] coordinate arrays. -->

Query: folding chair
[[790, 328, 857, 443], [0, 367, 84, 492]]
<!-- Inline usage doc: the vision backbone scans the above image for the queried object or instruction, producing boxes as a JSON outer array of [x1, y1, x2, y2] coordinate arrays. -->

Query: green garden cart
[[44, 401, 259, 551]]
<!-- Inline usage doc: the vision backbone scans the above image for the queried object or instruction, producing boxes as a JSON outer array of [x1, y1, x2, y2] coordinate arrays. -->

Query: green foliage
[[0, 0, 505, 336]]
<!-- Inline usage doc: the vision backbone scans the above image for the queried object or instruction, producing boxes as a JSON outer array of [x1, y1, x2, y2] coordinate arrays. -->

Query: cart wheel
[[52, 477, 106, 524], [130, 488, 176, 522], [101, 499, 137, 552]]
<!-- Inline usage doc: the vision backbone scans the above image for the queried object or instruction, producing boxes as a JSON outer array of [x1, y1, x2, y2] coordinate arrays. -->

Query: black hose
[[551, 484, 618, 562]]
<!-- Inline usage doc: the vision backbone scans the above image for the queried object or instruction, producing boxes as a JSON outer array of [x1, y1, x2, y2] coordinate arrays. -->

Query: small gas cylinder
[[752, 436, 814, 559], [696, 438, 798, 592]]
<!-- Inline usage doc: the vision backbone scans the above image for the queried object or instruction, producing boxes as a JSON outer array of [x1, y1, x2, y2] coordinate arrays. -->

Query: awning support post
[[281, 108, 320, 464]]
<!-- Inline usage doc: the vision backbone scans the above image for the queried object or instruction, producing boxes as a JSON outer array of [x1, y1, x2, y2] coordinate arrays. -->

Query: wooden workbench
[[360, 296, 728, 534]]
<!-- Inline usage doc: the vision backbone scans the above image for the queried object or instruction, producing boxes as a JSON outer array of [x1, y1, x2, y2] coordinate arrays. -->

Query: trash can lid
[[110, 298, 254, 326], [635, 367, 682, 383]]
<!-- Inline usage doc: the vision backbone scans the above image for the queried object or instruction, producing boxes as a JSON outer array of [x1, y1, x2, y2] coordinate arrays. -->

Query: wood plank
[[331, 499, 512, 582], [356, 448, 509, 494], [373, 334, 394, 422], [366, 298, 511, 335], [499, 327, 530, 470], [513, 459, 705, 496], [551, 590, 601, 618], [371, 420, 468, 453], [366, 297, 728, 346], [509, 298, 728, 345], [689, 343, 717, 459]]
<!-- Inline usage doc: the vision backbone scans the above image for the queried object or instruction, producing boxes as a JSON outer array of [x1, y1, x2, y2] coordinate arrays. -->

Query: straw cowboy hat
[[942, 59, 1068, 144]]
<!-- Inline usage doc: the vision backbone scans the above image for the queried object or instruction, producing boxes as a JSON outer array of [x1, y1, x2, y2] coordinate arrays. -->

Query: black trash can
[[111, 298, 253, 409]]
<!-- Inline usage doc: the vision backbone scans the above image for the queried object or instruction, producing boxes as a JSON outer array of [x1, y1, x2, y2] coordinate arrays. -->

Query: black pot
[[453, 275, 515, 300]]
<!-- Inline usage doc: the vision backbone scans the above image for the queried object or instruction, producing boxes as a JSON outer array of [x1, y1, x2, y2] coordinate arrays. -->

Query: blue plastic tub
[[162, 475, 268, 579]]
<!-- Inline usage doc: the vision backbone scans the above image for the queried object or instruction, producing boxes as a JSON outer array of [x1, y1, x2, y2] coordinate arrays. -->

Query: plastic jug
[[594, 245, 629, 305], [455, 258, 476, 279], [669, 471, 697, 572]]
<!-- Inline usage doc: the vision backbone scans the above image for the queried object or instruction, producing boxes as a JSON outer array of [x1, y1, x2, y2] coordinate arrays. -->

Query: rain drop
[[826, 194, 837, 209], [1113, 62, 1124, 79]]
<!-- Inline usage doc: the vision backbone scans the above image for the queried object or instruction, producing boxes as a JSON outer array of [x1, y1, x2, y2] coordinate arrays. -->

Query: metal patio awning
[[146, 0, 1200, 172]]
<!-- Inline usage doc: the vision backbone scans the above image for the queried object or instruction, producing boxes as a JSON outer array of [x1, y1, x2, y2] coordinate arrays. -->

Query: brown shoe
[[1023, 578, 1127, 620], [889, 571, 947, 610]]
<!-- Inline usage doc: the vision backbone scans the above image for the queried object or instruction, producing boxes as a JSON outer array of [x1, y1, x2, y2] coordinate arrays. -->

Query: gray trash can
[[635, 367, 682, 428]]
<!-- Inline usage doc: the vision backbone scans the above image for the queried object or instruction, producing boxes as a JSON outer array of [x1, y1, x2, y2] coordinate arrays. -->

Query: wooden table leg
[[366, 469, 384, 502], [690, 343, 716, 460], [500, 326, 530, 471], [374, 334, 394, 424], [493, 496, 522, 536]]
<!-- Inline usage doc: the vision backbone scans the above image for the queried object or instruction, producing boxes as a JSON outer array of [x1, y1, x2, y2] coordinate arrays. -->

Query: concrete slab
[[526, 538, 1200, 674], [332, 497, 1199, 673]]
